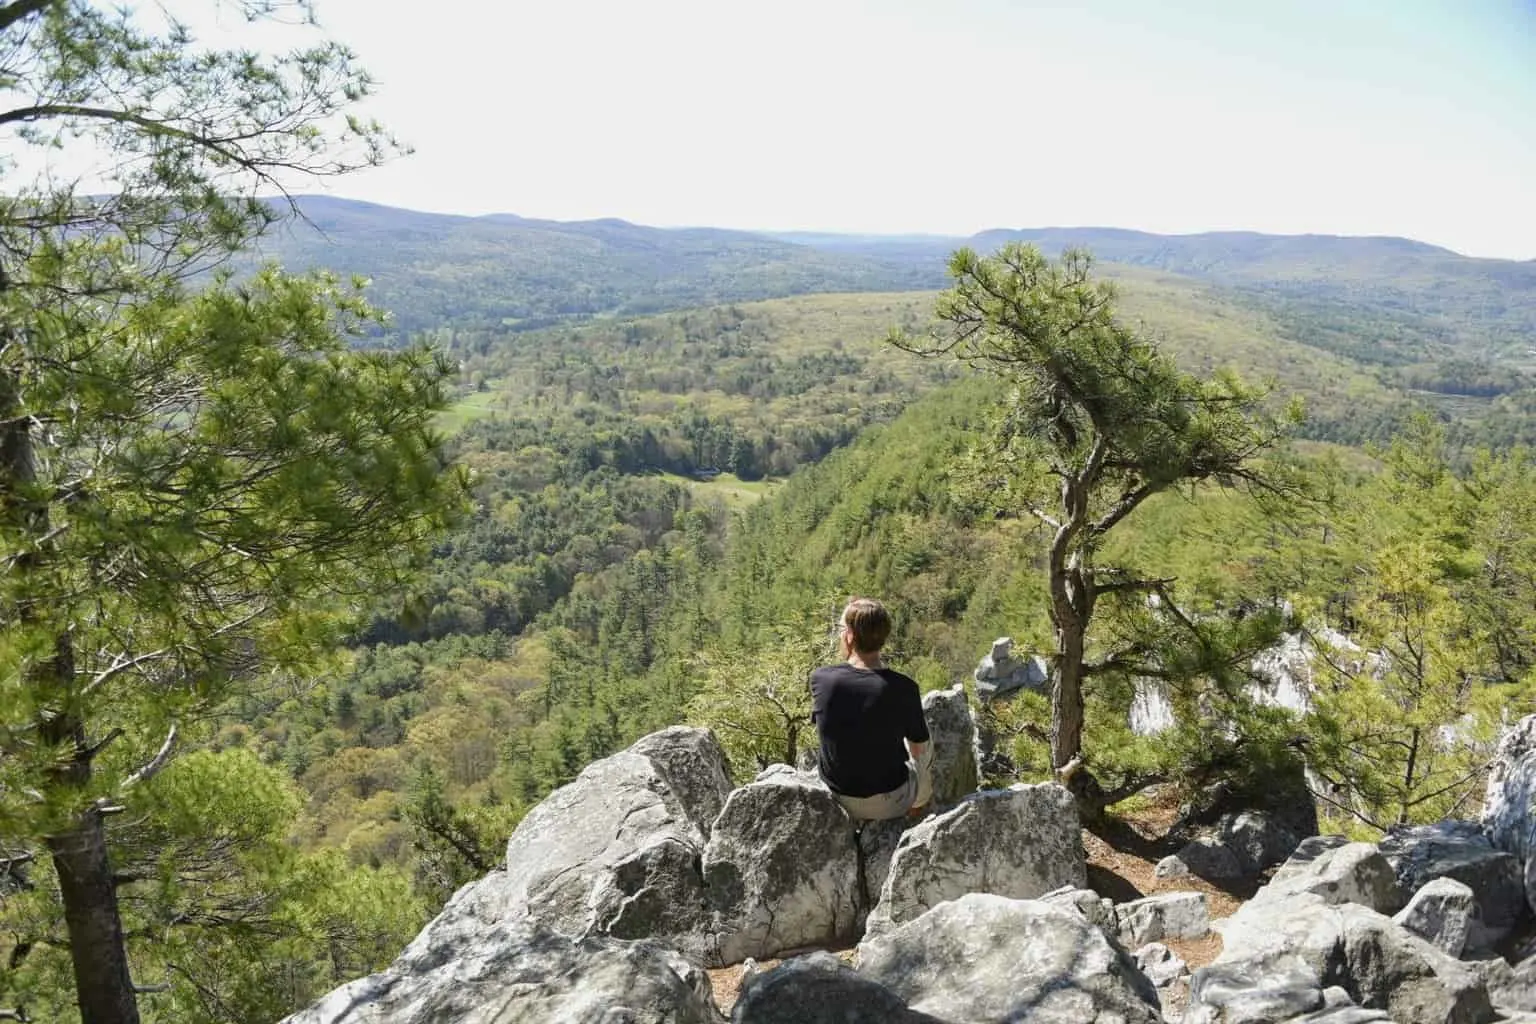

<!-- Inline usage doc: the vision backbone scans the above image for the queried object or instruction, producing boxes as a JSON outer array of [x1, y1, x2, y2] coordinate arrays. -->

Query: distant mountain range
[[260, 197, 1535, 363]]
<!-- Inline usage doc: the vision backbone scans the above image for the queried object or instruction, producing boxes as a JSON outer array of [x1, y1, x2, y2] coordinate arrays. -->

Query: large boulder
[[857, 894, 1162, 1024], [731, 951, 937, 1024], [1218, 893, 1494, 1024], [1392, 878, 1477, 957], [1219, 810, 1303, 874], [1475, 955, 1536, 1014], [279, 920, 722, 1024], [398, 733, 724, 966], [1158, 837, 1245, 881], [919, 684, 978, 808], [1187, 953, 1329, 1023], [1379, 820, 1525, 949], [703, 768, 860, 964], [865, 784, 1085, 935], [1252, 837, 1402, 914], [630, 726, 734, 839], [1485, 714, 1536, 914]]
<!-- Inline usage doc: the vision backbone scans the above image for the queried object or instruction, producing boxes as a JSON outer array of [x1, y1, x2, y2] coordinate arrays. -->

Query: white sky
[[208, 0, 1536, 257]]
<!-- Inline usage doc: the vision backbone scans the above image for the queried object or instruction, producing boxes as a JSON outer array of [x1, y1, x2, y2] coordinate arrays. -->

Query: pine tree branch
[[122, 725, 177, 789], [0, 0, 51, 34]]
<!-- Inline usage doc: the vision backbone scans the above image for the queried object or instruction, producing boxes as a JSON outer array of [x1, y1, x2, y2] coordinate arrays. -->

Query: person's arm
[[904, 682, 933, 809]]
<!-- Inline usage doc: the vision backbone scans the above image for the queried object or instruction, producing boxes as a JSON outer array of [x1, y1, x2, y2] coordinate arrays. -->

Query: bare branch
[[121, 725, 178, 790]]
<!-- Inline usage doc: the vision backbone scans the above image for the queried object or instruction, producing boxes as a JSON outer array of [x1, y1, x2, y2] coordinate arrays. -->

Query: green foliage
[[686, 635, 824, 782], [897, 243, 1298, 791], [0, 749, 427, 1024]]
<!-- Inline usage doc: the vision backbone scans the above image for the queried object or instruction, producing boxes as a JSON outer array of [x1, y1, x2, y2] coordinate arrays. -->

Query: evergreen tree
[[0, 3, 460, 1021], [894, 245, 1299, 807]]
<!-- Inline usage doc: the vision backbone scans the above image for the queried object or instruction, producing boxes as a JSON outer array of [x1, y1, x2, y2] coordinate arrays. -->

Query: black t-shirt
[[810, 663, 930, 798]]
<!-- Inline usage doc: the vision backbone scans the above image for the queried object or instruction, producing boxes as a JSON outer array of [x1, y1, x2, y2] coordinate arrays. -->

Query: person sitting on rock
[[811, 597, 933, 821]]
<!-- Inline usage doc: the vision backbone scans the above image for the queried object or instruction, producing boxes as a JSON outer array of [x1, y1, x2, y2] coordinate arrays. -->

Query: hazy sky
[[219, 0, 1533, 257]]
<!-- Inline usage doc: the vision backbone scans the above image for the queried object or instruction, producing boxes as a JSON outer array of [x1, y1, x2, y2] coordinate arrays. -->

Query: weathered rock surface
[[920, 684, 978, 808], [1253, 837, 1402, 914], [1043, 885, 1116, 930], [703, 768, 860, 964], [1117, 891, 1210, 946], [630, 726, 734, 839], [1159, 837, 1245, 881], [1379, 821, 1524, 948], [1218, 893, 1494, 1024], [1476, 955, 1536, 1013], [1187, 953, 1327, 1023], [1220, 810, 1303, 874], [502, 750, 705, 938], [1136, 941, 1189, 988], [1393, 877, 1476, 957], [731, 951, 937, 1024], [394, 733, 722, 965], [865, 784, 1085, 935], [858, 894, 1162, 1024], [972, 636, 1048, 700], [1485, 715, 1536, 916], [279, 920, 722, 1024]]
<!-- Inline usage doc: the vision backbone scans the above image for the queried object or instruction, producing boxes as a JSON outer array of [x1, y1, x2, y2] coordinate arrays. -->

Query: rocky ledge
[[283, 703, 1536, 1024]]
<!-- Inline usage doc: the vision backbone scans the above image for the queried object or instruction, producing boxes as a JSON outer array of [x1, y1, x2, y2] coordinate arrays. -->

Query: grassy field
[[662, 471, 782, 511]]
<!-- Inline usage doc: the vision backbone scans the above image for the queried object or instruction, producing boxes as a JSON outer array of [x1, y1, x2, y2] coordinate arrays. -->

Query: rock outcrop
[[858, 894, 1162, 1024], [280, 920, 722, 1024], [1379, 820, 1525, 949], [1485, 714, 1536, 915], [971, 637, 1048, 700], [864, 783, 1085, 935], [703, 768, 861, 964], [285, 712, 1536, 1024], [919, 684, 978, 808]]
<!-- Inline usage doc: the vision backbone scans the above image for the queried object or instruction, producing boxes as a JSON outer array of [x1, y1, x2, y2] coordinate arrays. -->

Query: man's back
[[811, 664, 929, 798]]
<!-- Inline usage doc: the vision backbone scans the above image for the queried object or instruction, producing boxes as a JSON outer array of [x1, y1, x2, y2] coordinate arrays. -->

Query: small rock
[[1135, 942, 1189, 987], [1158, 837, 1244, 881], [1117, 891, 1210, 946], [1043, 885, 1116, 930]]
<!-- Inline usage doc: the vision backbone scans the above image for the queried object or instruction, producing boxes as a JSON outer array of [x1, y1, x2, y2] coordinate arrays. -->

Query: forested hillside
[[254, 198, 947, 333]]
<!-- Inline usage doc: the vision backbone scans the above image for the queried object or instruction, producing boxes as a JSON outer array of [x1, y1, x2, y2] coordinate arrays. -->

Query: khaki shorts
[[828, 745, 934, 822]]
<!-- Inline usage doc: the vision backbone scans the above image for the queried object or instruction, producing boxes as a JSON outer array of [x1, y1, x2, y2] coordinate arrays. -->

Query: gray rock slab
[[857, 894, 1162, 1024], [703, 769, 860, 964], [865, 783, 1085, 936], [1188, 954, 1326, 1023], [731, 951, 938, 1024], [1217, 894, 1494, 1024], [1043, 885, 1116, 930], [1219, 810, 1302, 874], [1477, 954, 1536, 1013], [630, 726, 734, 839], [1117, 891, 1211, 946], [1253, 837, 1403, 914], [1380, 820, 1526, 948], [1393, 877, 1476, 957], [280, 920, 723, 1024], [1159, 837, 1245, 881], [920, 684, 979, 808]]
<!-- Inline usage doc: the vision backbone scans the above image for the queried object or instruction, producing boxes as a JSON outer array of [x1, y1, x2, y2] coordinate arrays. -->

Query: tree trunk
[[48, 803, 141, 1024], [4, 352, 141, 1024], [1051, 621, 1086, 770]]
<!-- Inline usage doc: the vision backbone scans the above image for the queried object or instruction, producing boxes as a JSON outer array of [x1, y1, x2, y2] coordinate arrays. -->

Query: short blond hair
[[841, 597, 891, 655]]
